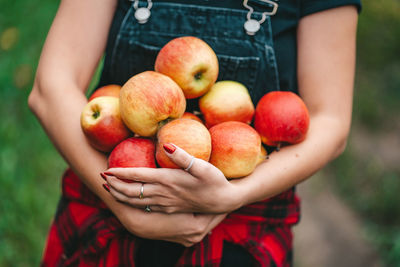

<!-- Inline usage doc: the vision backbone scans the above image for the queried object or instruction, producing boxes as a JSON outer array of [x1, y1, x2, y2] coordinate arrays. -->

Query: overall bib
[[99, 0, 281, 108]]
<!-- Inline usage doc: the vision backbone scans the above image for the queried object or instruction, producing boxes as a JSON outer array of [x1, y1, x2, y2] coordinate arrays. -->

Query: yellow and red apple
[[155, 36, 219, 99], [199, 81, 255, 128], [119, 71, 186, 137], [156, 118, 211, 169], [209, 121, 261, 179], [81, 96, 131, 152]]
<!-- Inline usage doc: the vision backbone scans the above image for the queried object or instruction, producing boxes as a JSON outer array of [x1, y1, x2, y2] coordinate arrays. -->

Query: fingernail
[[103, 184, 110, 192], [163, 143, 176, 154], [100, 173, 107, 181]]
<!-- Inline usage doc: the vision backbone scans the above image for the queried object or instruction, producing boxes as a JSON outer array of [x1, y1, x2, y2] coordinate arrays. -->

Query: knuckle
[[203, 164, 214, 175], [182, 241, 195, 247], [188, 234, 203, 244], [125, 187, 137, 197]]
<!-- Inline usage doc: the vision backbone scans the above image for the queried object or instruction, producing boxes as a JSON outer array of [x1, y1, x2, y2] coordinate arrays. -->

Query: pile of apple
[[81, 36, 310, 179]]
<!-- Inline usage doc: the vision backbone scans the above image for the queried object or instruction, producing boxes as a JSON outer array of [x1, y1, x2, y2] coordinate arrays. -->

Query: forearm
[[28, 81, 114, 203], [232, 6, 358, 209], [28, 0, 122, 209], [233, 114, 349, 207]]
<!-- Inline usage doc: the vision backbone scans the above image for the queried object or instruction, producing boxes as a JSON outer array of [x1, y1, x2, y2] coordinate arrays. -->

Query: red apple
[[209, 121, 261, 179], [108, 137, 156, 168], [181, 112, 203, 123], [199, 81, 255, 128], [119, 71, 186, 137], [156, 118, 211, 169], [88, 84, 121, 101], [81, 96, 131, 152], [254, 91, 310, 147], [155, 36, 219, 99]]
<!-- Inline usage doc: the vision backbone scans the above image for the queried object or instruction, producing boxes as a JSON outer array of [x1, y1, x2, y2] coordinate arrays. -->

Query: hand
[[113, 203, 227, 247], [103, 144, 242, 214]]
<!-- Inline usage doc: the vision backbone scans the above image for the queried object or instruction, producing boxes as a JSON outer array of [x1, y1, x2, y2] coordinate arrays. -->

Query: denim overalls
[[96, 1, 296, 266], [99, 0, 280, 110]]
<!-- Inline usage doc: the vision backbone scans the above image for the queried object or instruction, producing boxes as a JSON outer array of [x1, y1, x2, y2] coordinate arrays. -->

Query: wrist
[[222, 180, 247, 212]]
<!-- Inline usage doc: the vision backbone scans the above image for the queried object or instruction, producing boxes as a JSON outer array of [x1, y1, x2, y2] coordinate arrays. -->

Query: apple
[[209, 121, 261, 179], [254, 91, 310, 148], [155, 36, 219, 99], [257, 145, 268, 166], [81, 96, 131, 152], [181, 112, 203, 123], [119, 71, 186, 137], [108, 137, 156, 168], [156, 118, 211, 169], [199, 81, 255, 128], [88, 84, 121, 101]]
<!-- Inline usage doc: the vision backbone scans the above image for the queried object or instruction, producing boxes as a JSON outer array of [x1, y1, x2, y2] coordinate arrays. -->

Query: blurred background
[[0, 1, 399, 266]]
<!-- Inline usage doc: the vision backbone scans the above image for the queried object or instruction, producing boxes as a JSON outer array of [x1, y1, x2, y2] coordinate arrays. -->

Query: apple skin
[[119, 71, 186, 137], [254, 91, 310, 147], [199, 81, 255, 128], [108, 137, 156, 168], [256, 145, 268, 166], [155, 36, 219, 99], [209, 121, 261, 179], [81, 96, 131, 152], [156, 118, 211, 169], [181, 112, 203, 124], [88, 84, 121, 101]]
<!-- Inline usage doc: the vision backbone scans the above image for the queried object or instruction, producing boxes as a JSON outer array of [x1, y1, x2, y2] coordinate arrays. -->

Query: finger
[[162, 143, 221, 178], [108, 185, 156, 208], [107, 176, 158, 198], [104, 167, 167, 183]]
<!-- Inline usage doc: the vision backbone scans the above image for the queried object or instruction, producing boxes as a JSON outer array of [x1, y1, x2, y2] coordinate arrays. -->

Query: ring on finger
[[144, 205, 152, 212], [139, 183, 144, 199], [184, 156, 195, 172]]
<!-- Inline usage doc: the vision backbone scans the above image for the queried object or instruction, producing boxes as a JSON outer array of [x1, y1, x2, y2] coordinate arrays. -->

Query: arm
[[105, 5, 358, 213], [29, 0, 224, 246], [236, 5, 358, 206]]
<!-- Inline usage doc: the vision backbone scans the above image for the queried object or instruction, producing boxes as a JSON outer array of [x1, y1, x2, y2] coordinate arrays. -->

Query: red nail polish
[[103, 184, 110, 192], [100, 173, 107, 181], [163, 143, 176, 154]]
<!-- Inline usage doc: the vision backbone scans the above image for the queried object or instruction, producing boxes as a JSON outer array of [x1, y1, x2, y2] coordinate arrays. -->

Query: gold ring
[[139, 184, 144, 199]]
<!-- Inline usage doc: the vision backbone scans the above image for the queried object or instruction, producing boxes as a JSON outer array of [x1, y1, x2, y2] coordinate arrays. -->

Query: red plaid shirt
[[41, 169, 300, 267]]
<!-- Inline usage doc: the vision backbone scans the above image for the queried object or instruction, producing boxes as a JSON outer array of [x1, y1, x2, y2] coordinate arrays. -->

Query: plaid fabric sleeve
[[41, 169, 299, 267]]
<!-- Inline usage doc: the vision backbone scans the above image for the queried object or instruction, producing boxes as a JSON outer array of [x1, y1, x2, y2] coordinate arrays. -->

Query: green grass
[[0, 1, 65, 266], [0, 0, 399, 266]]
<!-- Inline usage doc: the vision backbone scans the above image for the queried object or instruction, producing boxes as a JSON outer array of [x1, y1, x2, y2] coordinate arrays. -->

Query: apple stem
[[194, 72, 202, 80], [92, 110, 100, 119], [276, 142, 281, 152]]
